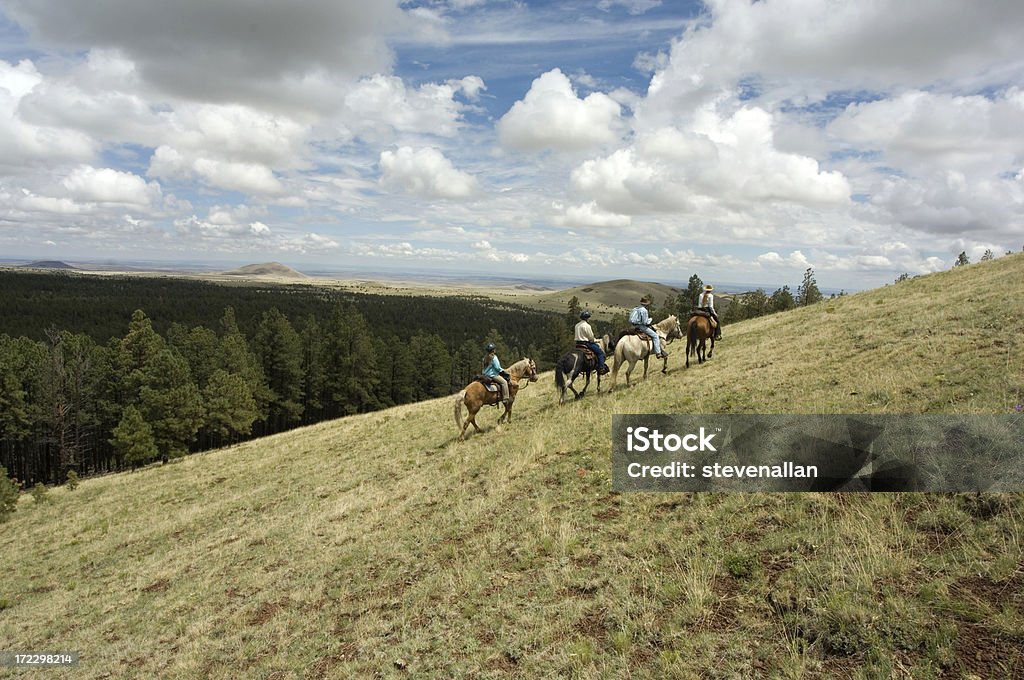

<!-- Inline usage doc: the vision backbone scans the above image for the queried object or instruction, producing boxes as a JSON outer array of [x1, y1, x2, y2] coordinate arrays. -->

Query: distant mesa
[[221, 262, 308, 279], [515, 283, 554, 291], [21, 260, 74, 270]]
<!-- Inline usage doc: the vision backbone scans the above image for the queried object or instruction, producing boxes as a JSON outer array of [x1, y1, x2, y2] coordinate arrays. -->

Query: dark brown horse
[[685, 314, 715, 368], [453, 358, 538, 441]]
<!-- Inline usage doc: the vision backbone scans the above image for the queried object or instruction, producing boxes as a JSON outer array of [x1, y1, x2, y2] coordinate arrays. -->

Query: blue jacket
[[629, 305, 651, 326], [482, 354, 503, 377]]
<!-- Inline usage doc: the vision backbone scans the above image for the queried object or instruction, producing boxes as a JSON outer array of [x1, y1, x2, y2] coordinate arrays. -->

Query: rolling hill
[[19, 260, 74, 270], [2, 254, 1022, 678], [544, 278, 684, 313], [221, 262, 308, 279]]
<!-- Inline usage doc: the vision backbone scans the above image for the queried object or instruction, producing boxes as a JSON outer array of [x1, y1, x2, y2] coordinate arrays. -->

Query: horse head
[[668, 315, 683, 341], [510, 357, 539, 383], [525, 358, 538, 382]]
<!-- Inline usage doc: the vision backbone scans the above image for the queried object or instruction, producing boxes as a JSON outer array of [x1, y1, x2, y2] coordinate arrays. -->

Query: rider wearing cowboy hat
[[696, 284, 722, 340], [574, 310, 609, 375], [629, 295, 668, 359]]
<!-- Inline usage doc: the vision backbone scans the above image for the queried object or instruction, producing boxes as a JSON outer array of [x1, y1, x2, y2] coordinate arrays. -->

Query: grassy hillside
[[2, 255, 1023, 678]]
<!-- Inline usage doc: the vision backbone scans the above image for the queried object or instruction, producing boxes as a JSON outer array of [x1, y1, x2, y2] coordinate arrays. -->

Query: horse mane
[[654, 315, 683, 341], [653, 315, 678, 332], [506, 357, 534, 378]]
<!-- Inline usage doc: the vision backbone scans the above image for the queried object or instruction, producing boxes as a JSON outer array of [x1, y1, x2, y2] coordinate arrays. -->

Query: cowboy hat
[[703, 284, 714, 291], [639, 295, 652, 304]]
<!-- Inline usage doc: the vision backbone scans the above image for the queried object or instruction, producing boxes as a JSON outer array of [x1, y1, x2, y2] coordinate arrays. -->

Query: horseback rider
[[629, 296, 668, 359], [696, 284, 722, 340], [482, 342, 511, 405], [574, 311, 609, 375]]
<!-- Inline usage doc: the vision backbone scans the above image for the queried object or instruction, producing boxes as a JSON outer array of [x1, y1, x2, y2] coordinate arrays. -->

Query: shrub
[[31, 482, 50, 504], [724, 551, 760, 580], [0, 466, 18, 522], [66, 470, 80, 491]]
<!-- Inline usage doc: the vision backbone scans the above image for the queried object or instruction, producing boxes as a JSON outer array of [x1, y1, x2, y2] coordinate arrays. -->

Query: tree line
[[0, 271, 572, 488], [637, 268, 827, 326]]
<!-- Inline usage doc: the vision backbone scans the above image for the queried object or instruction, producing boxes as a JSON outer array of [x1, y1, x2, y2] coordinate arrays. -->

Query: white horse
[[607, 316, 683, 391]]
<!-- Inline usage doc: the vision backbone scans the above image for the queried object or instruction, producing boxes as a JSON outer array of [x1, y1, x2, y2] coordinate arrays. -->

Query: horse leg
[[566, 370, 581, 401], [708, 336, 715, 360], [577, 371, 590, 400], [458, 407, 475, 441]]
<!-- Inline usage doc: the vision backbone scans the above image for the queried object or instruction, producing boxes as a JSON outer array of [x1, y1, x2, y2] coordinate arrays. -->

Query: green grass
[[1, 255, 1023, 678]]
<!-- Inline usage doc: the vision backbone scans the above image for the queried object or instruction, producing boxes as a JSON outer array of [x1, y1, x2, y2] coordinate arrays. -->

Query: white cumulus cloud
[[379, 146, 478, 199], [497, 69, 623, 152]]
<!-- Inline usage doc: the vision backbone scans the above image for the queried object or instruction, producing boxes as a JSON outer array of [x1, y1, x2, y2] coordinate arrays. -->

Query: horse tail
[[687, 317, 697, 357], [453, 389, 466, 427], [555, 361, 566, 392]]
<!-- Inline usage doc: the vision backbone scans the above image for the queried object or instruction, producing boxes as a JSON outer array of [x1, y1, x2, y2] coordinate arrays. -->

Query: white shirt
[[574, 320, 597, 343], [698, 291, 715, 312]]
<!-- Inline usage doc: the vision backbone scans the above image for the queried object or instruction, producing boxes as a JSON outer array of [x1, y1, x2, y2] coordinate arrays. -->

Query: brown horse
[[685, 314, 715, 367], [453, 358, 538, 441]]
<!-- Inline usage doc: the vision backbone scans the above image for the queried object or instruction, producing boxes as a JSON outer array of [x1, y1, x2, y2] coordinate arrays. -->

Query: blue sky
[[1, 0, 1023, 290]]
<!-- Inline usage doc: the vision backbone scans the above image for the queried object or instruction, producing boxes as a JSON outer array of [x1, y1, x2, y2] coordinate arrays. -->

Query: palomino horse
[[555, 334, 611, 404], [608, 316, 683, 391], [453, 357, 538, 441], [685, 314, 716, 367]]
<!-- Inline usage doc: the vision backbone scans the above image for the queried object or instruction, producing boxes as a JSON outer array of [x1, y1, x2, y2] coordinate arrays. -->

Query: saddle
[[616, 328, 652, 344], [574, 342, 597, 363], [473, 374, 514, 393], [690, 309, 718, 328]]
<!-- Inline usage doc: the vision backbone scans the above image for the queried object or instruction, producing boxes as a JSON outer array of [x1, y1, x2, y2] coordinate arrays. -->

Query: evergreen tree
[[111, 405, 158, 467], [168, 324, 220, 389], [660, 295, 679, 319], [770, 286, 796, 313], [298, 315, 327, 423], [409, 333, 452, 401], [138, 349, 204, 460], [253, 308, 304, 430], [380, 339, 416, 406], [680, 273, 704, 312], [202, 369, 259, 445], [954, 251, 970, 267], [323, 305, 381, 416], [566, 296, 582, 323], [0, 464, 18, 522], [483, 328, 512, 361], [219, 308, 271, 421], [451, 338, 482, 392], [121, 310, 166, 374], [796, 268, 823, 306], [746, 289, 771, 317], [895, 273, 910, 283], [0, 358, 31, 443], [539, 318, 569, 368]]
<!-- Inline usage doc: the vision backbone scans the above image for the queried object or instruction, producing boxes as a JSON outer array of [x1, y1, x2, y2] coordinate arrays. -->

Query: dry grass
[[2, 255, 1023, 678]]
